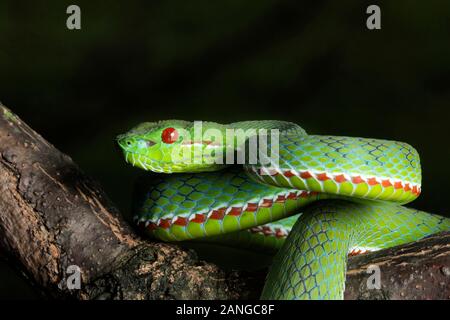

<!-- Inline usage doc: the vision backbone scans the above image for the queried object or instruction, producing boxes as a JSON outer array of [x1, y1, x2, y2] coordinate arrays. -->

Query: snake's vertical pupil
[[161, 127, 179, 144]]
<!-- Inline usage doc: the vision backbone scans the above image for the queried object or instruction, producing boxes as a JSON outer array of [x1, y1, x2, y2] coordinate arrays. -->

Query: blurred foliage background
[[0, 0, 449, 298]]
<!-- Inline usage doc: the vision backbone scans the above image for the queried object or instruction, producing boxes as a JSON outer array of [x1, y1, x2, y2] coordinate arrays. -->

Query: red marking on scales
[[300, 171, 313, 179], [245, 203, 258, 212], [210, 208, 226, 220], [394, 181, 403, 189], [316, 173, 330, 181], [276, 169, 419, 196], [352, 176, 364, 184], [382, 179, 392, 187], [287, 192, 298, 200], [348, 248, 370, 257], [158, 219, 171, 229], [300, 191, 311, 198], [228, 207, 242, 216], [283, 170, 295, 178], [144, 173, 422, 233], [270, 169, 279, 176], [262, 226, 272, 236], [260, 199, 274, 208], [249, 226, 288, 238], [275, 228, 288, 238], [334, 174, 347, 183], [174, 217, 188, 226], [191, 214, 206, 224]]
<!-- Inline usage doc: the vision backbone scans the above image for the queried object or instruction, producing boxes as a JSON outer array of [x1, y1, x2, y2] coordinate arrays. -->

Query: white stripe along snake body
[[117, 120, 450, 299]]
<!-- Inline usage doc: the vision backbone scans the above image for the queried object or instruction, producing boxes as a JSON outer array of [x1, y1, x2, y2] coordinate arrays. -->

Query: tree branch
[[0, 102, 448, 299]]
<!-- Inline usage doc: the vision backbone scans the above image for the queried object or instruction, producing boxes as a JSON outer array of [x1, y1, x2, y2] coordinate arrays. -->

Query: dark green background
[[0, 0, 449, 299]]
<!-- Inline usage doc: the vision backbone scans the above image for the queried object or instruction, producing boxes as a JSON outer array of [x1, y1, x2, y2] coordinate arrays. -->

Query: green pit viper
[[117, 120, 450, 300]]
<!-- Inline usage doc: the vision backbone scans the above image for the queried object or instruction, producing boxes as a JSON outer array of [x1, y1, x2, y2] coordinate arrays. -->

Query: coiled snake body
[[117, 120, 450, 299]]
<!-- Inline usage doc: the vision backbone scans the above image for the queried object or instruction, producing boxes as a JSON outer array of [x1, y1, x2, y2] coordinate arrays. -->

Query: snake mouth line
[[124, 151, 166, 172], [124, 151, 148, 168]]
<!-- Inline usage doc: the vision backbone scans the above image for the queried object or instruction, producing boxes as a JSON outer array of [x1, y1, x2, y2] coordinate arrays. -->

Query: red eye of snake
[[161, 127, 179, 144]]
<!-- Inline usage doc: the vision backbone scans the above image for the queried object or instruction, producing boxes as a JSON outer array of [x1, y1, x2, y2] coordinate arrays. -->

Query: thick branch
[[0, 102, 448, 300], [344, 231, 450, 299]]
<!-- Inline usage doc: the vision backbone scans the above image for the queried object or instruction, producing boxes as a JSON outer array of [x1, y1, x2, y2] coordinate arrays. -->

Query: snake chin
[[123, 150, 199, 173], [123, 151, 160, 172]]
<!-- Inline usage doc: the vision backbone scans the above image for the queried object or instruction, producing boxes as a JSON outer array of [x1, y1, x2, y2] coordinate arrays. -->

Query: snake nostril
[[117, 136, 133, 149]]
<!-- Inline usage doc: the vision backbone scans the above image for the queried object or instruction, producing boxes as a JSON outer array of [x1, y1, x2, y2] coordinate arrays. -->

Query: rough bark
[[0, 102, 449, 300], [344, 231, 450, 300]]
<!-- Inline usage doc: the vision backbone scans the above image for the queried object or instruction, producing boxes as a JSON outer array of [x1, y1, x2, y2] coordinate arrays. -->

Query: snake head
[[117, 120, 227, 173]]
